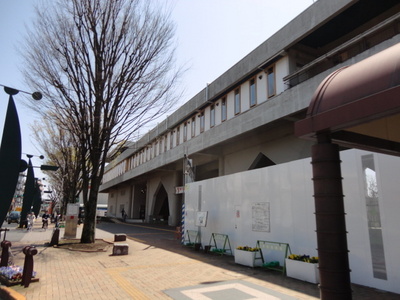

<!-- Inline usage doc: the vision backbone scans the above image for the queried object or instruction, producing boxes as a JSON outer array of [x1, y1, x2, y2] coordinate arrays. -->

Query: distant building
[[77, 191, 108, 217]]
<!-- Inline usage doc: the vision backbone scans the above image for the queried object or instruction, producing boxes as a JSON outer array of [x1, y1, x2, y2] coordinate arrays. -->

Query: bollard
[[0, 228, 10, 241], [0, 241, 11, 267], [112, 243, 129, 255], [21, 246, 38, 288], [50, 228, 60, 246], [114, 233, 127, 242]]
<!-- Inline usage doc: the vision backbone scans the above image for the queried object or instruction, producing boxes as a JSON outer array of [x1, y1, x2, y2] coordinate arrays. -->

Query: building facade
[[100, 0, 400, 294], [101, 0, 400, 223]]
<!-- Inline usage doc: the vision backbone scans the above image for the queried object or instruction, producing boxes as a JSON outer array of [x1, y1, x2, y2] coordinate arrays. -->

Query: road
[[96, 220, 182, 251]]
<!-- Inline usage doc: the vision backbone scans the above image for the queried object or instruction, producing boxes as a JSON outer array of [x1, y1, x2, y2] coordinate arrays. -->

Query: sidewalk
[[1, 219, 399, 300]]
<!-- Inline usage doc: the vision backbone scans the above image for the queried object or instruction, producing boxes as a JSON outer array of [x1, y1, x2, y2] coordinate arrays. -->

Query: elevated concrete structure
[[101, 0, 400, 222], [101, 1, 400, 295]]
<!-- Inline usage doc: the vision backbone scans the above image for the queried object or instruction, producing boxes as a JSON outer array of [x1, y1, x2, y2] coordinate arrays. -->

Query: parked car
[[7, 211, 20, 224]]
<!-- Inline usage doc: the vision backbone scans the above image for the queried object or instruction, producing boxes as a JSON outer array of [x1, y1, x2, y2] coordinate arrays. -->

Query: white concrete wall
[[106, 186, 131, 217], [184, 149, 400, 294]]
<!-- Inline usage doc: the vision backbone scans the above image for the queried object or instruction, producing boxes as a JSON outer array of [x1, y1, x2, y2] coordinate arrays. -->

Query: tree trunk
[[80, 192, 97, 243], [80, 174, 102, 243]]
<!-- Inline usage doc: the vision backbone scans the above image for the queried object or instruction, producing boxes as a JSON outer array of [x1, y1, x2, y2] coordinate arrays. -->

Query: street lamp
[[19, 154, 59, 227], [0, 84, 42, 100], [0, 85, 42, 227]]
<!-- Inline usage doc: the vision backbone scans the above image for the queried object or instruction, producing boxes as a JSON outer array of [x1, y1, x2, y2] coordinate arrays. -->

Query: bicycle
[[27, 220, 33, 232], [42, 218, 48, 230]]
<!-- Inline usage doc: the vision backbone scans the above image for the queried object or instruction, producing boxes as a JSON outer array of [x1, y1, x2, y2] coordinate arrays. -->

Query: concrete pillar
[[168, 193, 181, 226], [311, 134, 352, 300], [218, 155, 225, 176]]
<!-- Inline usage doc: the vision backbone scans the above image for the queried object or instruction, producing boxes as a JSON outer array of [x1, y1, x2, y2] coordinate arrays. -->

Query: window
[[199, 112, 205, 133], [183, 122, 188, 142], [234, 88, 240, 115], [210, 105, 215, 127], [176, 127, 180, 145], [267, 66, 275, 98], [221, 97, 227, 122], [164, 135, 167, 152], [191, 116, 196, 137], [249, 78, 256, 107], [362, 154, 387, 279], [170, 131, 174, 149]]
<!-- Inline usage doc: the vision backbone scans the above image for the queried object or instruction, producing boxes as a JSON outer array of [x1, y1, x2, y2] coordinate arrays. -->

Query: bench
[[114, 233, 127, 242], [112, 243, 129, 255]]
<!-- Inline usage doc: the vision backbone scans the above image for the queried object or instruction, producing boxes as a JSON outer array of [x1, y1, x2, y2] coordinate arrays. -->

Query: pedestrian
[[42, 212, 49, 229], [27, 213, 34, 231]]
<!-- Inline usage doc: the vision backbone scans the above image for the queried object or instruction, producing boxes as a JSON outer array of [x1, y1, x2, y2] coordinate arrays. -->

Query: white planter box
[[234, 250, 261, 267], [285, 258, 320, 284]]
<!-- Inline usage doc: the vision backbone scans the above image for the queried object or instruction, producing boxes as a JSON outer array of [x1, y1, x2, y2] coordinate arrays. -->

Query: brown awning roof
[[295, 43, 400, 155]]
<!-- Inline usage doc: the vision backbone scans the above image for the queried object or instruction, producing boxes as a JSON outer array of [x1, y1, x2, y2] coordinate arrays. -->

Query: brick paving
[[2, 219, 399, 300]]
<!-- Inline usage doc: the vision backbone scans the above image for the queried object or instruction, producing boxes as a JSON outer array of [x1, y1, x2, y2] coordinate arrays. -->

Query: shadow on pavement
[[97, 220, 322, 299], [96, 218, 400, 300]]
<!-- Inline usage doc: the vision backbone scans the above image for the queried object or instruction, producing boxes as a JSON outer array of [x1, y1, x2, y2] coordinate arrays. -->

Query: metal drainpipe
[[311, 134, 352, 300]]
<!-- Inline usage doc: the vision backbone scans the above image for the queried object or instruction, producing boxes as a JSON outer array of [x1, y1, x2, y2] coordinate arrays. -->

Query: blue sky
[[0, 0, 313, 171]]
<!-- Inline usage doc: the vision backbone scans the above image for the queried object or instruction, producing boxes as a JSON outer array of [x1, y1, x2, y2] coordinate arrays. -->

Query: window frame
[[183, 121, 188, 142], [210, 104, 215, 127], [221, 97, 227, 122], [199, 111, 205, 133], [267, 65, 276, 98], [176, 126, 180, 145], [249, 77, 257, 107], [234, 88, 241, 115], [191, 116, 196, 137]]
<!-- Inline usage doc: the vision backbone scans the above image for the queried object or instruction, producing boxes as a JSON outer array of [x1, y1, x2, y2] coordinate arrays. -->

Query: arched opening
[[132, 183, 146, 220], [152, 184, 169, 223], [248, 152, 275, 170]]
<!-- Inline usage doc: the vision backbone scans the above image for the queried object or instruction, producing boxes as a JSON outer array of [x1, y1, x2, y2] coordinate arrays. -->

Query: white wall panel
[[184, 149, 400, 294]]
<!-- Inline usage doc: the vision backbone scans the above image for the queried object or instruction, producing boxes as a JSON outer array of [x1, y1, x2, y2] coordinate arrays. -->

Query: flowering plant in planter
[[235, 246, 261, 267], [236, 246, 260, 252], [286, 254, 320, 283], [288, 254, 318, 263], [0, 265, 37, 281]]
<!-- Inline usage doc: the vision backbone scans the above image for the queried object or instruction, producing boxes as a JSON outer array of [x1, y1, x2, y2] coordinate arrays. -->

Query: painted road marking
[[106, 269, 150, 299], [106, 260, 203, 298]]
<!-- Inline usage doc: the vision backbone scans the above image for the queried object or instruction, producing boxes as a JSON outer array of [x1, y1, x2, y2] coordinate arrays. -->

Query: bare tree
[[21, 0, 181, 243], [31, 118, 82, 216]]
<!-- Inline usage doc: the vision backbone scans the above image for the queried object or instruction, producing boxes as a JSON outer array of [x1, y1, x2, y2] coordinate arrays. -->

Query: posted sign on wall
[[252, 202, 270, 232]]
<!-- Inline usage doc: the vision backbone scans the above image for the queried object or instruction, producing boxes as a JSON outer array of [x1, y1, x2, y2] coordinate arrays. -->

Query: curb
[[0, 286, 26, 300]]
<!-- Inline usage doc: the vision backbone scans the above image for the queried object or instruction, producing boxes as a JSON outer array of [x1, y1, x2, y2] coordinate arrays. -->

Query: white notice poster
[[252, 202, 270, 232], [195, 211, 208, 227]]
